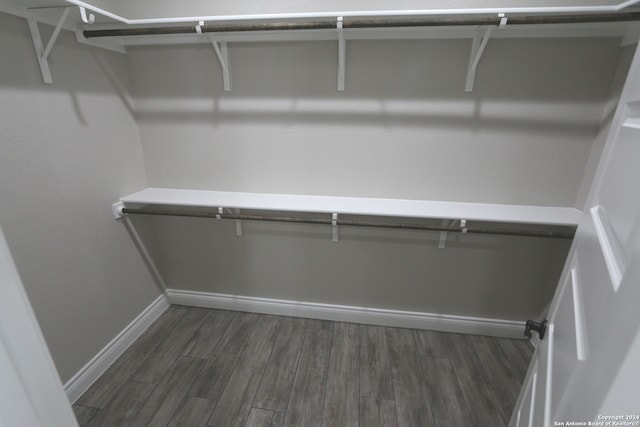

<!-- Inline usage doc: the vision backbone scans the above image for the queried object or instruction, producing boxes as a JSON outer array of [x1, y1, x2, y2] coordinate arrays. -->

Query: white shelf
[[119, 188, 581, 226], [622, 117, 640, 130], [623, 102, 640, 129]]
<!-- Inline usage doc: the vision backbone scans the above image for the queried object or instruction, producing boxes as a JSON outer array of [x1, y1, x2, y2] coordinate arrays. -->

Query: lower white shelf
[[117, 187, 581, 227]]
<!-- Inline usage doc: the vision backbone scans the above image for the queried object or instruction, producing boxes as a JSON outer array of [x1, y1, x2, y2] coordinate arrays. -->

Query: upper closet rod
[[83, 11, 640, 38], [120, 207, 576, 239]]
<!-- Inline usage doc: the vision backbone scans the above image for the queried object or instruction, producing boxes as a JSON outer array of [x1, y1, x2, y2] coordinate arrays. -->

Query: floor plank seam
[[129, 307, 190, 385], [412, 330, 439, 427], [385, 327, 401, 427], [280, 319, 314, 426], [471, 336, 510, 426], [164, 357, 208, 426], [241, 315, 282, 426], [210, 314, 260, 403], [73, 404, 100, 427], [205, 314, 264, 427], [319, 321, 336, 427], [356, 324, 361, 427], [249, 315, 285, 414], [440, 335, 477, 427], [198, 310, 236, 361]]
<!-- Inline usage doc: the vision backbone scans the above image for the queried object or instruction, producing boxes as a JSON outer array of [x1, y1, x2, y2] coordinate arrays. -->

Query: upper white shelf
[[61, 0, 639, 25], [118, 187, 581, 226]]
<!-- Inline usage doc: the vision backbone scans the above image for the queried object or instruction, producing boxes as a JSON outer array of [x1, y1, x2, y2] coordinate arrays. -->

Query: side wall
[[574, 44, 635, 209], [0, 13, 160, 382]]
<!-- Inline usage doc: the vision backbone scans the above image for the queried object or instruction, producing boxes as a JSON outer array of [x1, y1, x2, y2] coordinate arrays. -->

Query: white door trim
[[0, 228, 78, 426]]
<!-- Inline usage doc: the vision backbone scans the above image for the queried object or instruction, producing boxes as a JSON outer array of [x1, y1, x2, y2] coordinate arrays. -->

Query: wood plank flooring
[[74, 306, 532, 427]]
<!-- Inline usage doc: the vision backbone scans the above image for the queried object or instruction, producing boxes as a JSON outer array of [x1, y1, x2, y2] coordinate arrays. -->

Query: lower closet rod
[[121, 207, 575, 239]]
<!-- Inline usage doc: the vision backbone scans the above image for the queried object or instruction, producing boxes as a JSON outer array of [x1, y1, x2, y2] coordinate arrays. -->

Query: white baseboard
[[166, 289, 525, 339], [529, 334, 540, 349], [64, 294, 169, 403]]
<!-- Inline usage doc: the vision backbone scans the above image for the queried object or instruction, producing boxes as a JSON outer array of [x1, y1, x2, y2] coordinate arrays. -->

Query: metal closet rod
[[121, 207, 576, 239], [83, 11, 640, 38]]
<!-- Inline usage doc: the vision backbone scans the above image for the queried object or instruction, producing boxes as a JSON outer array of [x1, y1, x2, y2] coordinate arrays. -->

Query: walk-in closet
[[1, 1, 640, 426]]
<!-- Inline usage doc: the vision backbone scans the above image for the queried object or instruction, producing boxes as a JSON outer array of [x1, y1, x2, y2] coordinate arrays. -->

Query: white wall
[[0, 13, 161, 382], [149, 216, 571, 321], [574, 44, 634, 209], [130, 38, 621, 206], [0, 8, 628, 383], [126, 36, 623, 322], [598, 326, 640, 415]]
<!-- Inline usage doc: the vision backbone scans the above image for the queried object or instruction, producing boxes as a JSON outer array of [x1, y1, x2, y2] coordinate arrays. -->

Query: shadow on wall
[[125, 38, 622, 130], [132, 101, 599, 136], [132, 214, 572, 322], [0, 14, 135, 123], [2, 13, 623, 134]]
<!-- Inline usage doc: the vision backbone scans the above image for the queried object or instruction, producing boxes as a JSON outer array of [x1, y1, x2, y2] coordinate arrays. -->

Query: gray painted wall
[[130, 38, 621, 206], [0, 13, 161, 382], [574, 44, 635, 209], [0, 6, 630, 385], [148, 216, 571, 321], [127, 37, 623, 321]]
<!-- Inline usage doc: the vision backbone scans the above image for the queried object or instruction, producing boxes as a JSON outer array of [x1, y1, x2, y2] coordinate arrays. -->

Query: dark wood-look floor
[[73, 306, 533, 427]]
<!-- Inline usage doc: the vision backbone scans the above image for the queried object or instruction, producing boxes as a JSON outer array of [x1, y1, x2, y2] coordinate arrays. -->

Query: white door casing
[[0, 227, 78, 427], [510, 43, 640, 427]]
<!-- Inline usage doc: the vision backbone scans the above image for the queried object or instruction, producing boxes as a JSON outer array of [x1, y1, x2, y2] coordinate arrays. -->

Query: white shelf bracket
[[465, 26, 493, 92], [211, 39, 232, 91], [216, 207, 224, 219], [337, 17, 346, 91], [332, 213, 339, 242], [439, 231, 448, 249], [235, 208, 243, 237], [498, 13, 509, 28], [195, 20, 205, 35], [27, 7, 71, 85], [460, 219, 468, 234]]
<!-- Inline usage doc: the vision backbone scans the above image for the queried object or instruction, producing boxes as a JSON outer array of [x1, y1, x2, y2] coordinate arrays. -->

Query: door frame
[[0, 227, 78, 426]]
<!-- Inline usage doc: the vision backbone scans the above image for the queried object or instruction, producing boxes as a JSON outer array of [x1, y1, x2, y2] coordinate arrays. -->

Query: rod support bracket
[[196, 20, 205, 34], [498, 13, 508, 28], [112, 202, 125, 219], [332, 213, 339, 242], [235, 208, 243, 237], [79, 6, 95, 24], [460, 219, 468, 234]]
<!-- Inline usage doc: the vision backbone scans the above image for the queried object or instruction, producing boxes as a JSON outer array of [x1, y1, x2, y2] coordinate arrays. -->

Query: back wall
[[126, 36, 621, 324]]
